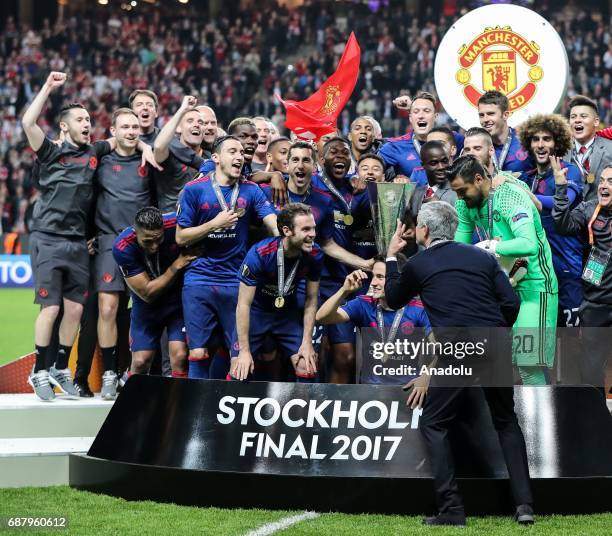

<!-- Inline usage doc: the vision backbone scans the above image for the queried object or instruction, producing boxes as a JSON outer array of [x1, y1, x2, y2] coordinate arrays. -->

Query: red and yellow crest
[[455, 26, 543, 112], [319, 85, 341, 115]]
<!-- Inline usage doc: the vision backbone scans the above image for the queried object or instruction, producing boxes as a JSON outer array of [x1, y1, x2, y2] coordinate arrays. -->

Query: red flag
[[277, 32, 361, 141]]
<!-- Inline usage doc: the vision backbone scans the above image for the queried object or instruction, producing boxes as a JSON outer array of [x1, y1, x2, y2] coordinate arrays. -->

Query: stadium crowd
[[0, 0, 610, 235]]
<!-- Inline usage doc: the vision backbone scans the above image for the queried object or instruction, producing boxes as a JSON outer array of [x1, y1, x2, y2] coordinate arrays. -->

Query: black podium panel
[[70, 377, 612, 514]]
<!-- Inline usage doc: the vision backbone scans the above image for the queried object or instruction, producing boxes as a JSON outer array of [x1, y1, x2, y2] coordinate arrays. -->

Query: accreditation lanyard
[[492, 129, 513, 173], [376, 303, 405, 345], [211, 173, 240, 212], [587, 204, 602, 246], [275, 240, 300, 308], [320, 173, 353, 223]]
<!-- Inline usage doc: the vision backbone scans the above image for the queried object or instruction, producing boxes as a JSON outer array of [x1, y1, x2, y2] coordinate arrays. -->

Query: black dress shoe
[[514, 504, 534, 525], [422, 512, 466, 526], [74, 379, 93, 398]]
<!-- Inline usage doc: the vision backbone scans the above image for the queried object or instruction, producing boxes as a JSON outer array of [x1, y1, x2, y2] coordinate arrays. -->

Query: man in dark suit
[[409, 141, 457, 219], [384, 201, 534, 526], [564, 95, 612, 202]]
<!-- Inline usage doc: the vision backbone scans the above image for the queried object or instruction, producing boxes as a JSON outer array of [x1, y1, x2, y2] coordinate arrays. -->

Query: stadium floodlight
[[98, 0, 109, 5]]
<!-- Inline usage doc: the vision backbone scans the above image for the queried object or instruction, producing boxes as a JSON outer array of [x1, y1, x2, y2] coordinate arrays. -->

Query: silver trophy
[[366, 181, 415, 257]]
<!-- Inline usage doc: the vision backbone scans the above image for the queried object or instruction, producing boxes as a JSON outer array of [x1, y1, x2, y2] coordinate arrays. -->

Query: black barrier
[[70, 377, 612, 514]]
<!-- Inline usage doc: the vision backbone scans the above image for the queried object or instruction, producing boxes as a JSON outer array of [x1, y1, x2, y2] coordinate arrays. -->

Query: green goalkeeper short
[[512, 290, 558, 368]]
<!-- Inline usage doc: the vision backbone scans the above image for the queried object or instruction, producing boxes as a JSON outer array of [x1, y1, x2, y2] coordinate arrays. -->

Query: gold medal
[[274, 296, 285, 308], [235, 207, 246, 217], [344, 214, 354, 225], [586, 173, 595, 184]]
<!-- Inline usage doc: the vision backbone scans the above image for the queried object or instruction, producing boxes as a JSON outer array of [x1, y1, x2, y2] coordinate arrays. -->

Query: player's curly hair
[[517, 114, 573, 157]]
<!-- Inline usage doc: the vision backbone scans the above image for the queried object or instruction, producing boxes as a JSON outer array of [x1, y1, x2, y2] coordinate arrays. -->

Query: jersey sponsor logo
[[89, 156, 98, 169], [512, 212, 529, 222], [103, 272, 114, 283], [38, 287, 49, 298], [592, 218, 606, 230]]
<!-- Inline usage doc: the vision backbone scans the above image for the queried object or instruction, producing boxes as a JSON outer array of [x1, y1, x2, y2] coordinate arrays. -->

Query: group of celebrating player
[[22, 70, 612, 402]]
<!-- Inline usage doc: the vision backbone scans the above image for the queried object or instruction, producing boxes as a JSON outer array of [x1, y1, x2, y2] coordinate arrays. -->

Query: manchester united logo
[[38, 287, 49, 298], [455, 26, 543, 113], [103, 272, 113, 283], [319, 85, 341, 115], [89, 156, 98, 169]]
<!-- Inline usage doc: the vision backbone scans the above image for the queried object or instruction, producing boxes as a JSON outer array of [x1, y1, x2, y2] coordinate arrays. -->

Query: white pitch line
[[244, 511, 320, 536]]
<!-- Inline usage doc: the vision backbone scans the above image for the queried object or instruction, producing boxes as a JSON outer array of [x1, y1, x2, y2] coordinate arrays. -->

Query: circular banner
[[434, 4, 569, 129]]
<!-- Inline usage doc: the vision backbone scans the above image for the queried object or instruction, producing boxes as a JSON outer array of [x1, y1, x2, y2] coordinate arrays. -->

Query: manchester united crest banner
[[434, 5, 568, 129]]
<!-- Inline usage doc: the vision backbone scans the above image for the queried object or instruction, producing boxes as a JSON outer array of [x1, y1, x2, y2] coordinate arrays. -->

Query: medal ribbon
[[376, 302, 405, 345], [211, 172, 240, 212], [144, 252, 160, 279], [492, 129, 513, 173], [320, 174, 352, 216], [277, 240, 300, 300], [412, 136, 422, 157]]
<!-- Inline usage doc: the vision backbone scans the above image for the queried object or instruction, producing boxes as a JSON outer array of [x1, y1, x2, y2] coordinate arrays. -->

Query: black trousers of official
[[420, 385, 533, 515], [579, 302, 612, 399]]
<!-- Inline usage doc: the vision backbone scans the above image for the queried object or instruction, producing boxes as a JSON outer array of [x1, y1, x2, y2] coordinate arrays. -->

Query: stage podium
[[70, 377, 612, 515]]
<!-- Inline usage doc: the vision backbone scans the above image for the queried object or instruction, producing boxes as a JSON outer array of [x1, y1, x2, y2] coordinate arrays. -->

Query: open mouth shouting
[[534, 147, 550, 163], [598, 184, 611, 206]]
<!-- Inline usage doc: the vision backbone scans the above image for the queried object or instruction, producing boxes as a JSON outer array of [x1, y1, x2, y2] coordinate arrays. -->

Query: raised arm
[[22, 72, 67, 151], [153, 95, 197, 164], [320, 238, 374, 271]]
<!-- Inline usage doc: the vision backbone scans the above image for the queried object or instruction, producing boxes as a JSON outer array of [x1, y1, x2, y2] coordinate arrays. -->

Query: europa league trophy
[[366, 181, 416, 259]]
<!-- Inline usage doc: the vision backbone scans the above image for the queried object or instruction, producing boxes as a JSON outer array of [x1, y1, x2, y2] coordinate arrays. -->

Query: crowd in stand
[[0, 0, 609, 236]]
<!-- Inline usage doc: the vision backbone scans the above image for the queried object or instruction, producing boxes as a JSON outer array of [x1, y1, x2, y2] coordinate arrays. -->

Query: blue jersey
[[495, 127, 532, 173], [261, 182, 335, 242], [408, 167, 429, 187], [342, 295, 431, 385], [112, 213, 182, 306], [520, 161, 583, 277], [177, 174, 275, 286], [316, 174, 370, 282], [199, 159, 253, 180], [378, 131, 464, 178], [341, 295, 431, 333], [377, 133, 422, 177], [239, 237, 323, 311]]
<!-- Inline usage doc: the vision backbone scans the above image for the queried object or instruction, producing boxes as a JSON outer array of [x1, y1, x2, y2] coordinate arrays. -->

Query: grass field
[[1, 487, 611, 535], [0, 288, 37, 366]]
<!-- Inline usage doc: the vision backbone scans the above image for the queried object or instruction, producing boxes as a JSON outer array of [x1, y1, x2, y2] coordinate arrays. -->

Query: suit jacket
[[409, 181, 458, 221], [385, 241, 520, 328], [564, 136, 612, 202]]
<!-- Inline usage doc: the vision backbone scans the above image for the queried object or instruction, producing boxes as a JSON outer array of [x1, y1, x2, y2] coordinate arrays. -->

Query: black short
[[93, 234, 126, 293], [30, 231, 89, 305]]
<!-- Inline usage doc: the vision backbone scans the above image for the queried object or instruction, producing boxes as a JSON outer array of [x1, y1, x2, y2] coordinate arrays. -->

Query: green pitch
[[0, 289, 37, 366], [1, 487, 610, 535]]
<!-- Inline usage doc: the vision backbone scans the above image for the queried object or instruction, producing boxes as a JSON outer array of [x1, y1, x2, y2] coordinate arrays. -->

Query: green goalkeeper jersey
[[454, 178, 558, 294]]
